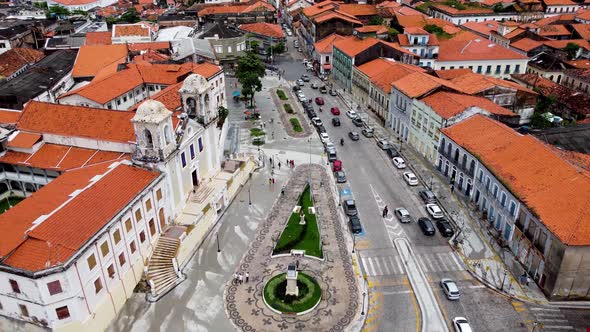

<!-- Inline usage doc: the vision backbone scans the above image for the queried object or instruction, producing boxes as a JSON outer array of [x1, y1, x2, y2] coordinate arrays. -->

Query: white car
[[286, 30, 293, 36], [320, 132, 330, 144], [324, 142, 335, 151], [377, 139, 391, 150], [394, 207, 411, 223], [452, 317, 472, 332], [426, 203, 444, 219], [297, 79, 304, 86], [311, 117, 323, 127], [403, 172, 418, 186], [392, 157, 406, 169], [440, 278, 460, 300], [346, 110, 358, 119], [297, 94, 307, 102]]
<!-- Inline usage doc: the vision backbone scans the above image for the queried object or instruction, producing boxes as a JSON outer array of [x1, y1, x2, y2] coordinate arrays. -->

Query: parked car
[[349, 215, 362, 234], [301, 74, 310, 82], [320, 132, 330, 144], [320, 86, 328, 94], [325, 142, 335, 152], [392, 157, 406, 169], [348, 131, 360, 141], [330, 107, 341, 115], [452, 317, 472, 332], [332, 159, 342, 172], [311, 82, 318, 89], [403, 172, 419, 186], [327, 148, 337, 161], [317, 125, 326, 134], [297, 79, 304, 86], [436, 219, 454, 237], [362, 127, 374, 137], [394, 207, 412, 223], [418, 217, 436, 236], [419, 190, 437, 204], [425, 203, 444, 219], [332, 117, 341, 126], [377, 139, 391, 149], [440, 279, 460, 300], [385, 147, 399, 158], [298, 95, 307, 102], [292, 85, 301, 92], [335, 170, 347, 183], [307, 110, 317, 119], [311, 117, 323, 127], [343, 199, 358, 216], [352, 118, 364, 127], [330, 89, 338, 96], [346, 110, 358, 119], [315, 97, 324, 105]]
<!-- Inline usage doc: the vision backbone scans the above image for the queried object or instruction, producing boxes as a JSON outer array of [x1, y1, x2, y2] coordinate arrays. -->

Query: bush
[[289, 118, 303, 132], [250, 128, 265, 137], [276, 89, 288, 100], [263, 272, 322, 313], [284, 103, 294, 114]]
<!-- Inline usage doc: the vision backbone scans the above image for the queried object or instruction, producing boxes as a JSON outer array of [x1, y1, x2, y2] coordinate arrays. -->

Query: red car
[[330, 107, 340, 115], [332, 160, 342, 172], [315, 97, 325, 105]]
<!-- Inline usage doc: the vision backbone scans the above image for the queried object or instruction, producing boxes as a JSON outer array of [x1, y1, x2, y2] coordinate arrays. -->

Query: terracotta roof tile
[[571, 24, 590, 40], [357, 59, 426, 93], [462, 20, 500, 38], [0, 109, 21, 124], [0, 48, 45, 79], [435, 68, 473, 80], [18, 101, 135, 143], [239, 22, 285, 38], [334, 36, 380, 57], [302, 0, 338, 17], [51, 0, 96, 5], [442, 115, 590, 246], [448, 71, 537, 94], [397, 33, 439, 46], [420, 91, 515, 119], [128, 41, 170, 51], [392, 71, 467, 98], [539, 24, 571, 37], [314, 11, 362, 25], [198, 1, 274, 16], [576, 9, 590, 21], [113, 23, 151, 37], [544, 39, 590, 51], [438, 34, 528, 61], [84, 31, 112, 45], [355, 25, 389, 34], [510, 38, 543, 52], [1, 163, 159, 271], [567, 59, 590, 69], [7, 132, 41, 149], [339, 4, 378, 16], [72, 44, 128, 79], [431, 4, 494, 14], [542, 0, 578, 5]]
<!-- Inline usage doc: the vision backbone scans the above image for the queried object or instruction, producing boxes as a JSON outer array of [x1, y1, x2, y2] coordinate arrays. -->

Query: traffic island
[[270, 84, 312, 138], [263, 270, 322, 315]]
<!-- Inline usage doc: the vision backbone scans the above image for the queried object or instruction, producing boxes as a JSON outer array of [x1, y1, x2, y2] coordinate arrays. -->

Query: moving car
[[425, 203, 444, 219], [385, 147, 399, 158], [297, 79, 304, 86], [335, 170, 346, 183], [403, 172, 419, 186], [330, 89, 338, 96], [343, 199, 358, 216], [418, 217, 436, 236], [362, 127, 374, 137], [332, 159, 342, 172], [315, 97, 324, 105], [452, 317, 472, 332], [349, 215, 362, 234], [301, 74, 310, 82], [348, 131, 360, 141], [436, 220, 454, 237], [440, 279, 460, 300], [320, 132, 330, 144], [346, 110, 358, 119], [377, 139, 391, 149], [311, 82, 318, 89], [419, 190, 437, 204], [311, 117, 323, 127], [392, 157, 406, 169], [394, 207, 411, 223], [330, 107, 340, 115], [332, 117, 341, 126], [320, 86, 328, 94], [352, 118, 364, 127]]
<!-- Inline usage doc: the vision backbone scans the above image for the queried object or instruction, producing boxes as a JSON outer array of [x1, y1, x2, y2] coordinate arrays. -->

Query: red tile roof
[[398, 33, 439, 46], [0, 109, 21, 125], [392, 71, 467, 98], [538, 24, 571, 37], [510, 38, 543, 52], [18, 101, 135, 144], [314, 11, 363, 25], [334, 36, 380, 57], [239, 22, 285, 38], [128, 41, 170, 52], [542, 0, 578, 5], [544, 39, 590, 51], [355, 25, 389, 34], [447, 71, 537, 94], [72, 44, 128, 79], [302, 0, 338, 17], [567, 59, 590, 69], [571, 24, 590, 40], [314, 33, 347, 54], [442, 115, 590, 246], [339, 4, 378, 16], [51, 0, 96, 5], [420, 91, 515, 119], [85, 31, 112, 46], [434, 68, 473, 80], [1, 162, 159, 271], [0, 48, 44, 79], [431, 4, 494, 14], [438, 33, 528, 61], [113, 23, 151, 37], [197, 1, 274, 16], [462, 20, 500, 38], [7, 132, 41, 149], [357, 58, 425, 93]]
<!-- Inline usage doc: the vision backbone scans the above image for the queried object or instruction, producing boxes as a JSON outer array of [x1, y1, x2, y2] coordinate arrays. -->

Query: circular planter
[[262, 272, 322, 315]]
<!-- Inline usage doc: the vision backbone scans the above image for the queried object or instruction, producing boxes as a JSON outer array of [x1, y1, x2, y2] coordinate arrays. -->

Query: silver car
[[440, 278, 460, 300], [394, 207, 411, 223]]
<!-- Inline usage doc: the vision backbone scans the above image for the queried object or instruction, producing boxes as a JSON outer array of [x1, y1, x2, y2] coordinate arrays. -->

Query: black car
[[436, 220, 454, 237], [418, 217, 436, 236], [335, 170, 346, 183], [385, 147, 399, 158], [332, 117, 341, 126], [320, 86, 328, 94], [419, 190, 437, 204], [304, 103, 314, 111], [352, 118, 364, 127], [349, 215, 362, 234], [348, 131, 360, 140], [307, 110, 317, 119], [292, 85, 301, 92], [317, 125, 327, 134]]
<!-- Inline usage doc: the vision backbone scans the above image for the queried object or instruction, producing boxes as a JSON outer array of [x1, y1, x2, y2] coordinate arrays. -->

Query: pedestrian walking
[[281, 186, 285, 195], [269, 157, 273, 166], [296, 260, 300, 270], [451, 185, 455, 193], [272, 178, 275, 184], [382, 205, 388, 218], [278, 161, 281, 170], [238, 273, 243, 285], [245, 272, 249, 283], [263, 121, 266, 128], [526, 276, 531, 286], [292, 160, 295, 167], [269, 178, 272, 185]]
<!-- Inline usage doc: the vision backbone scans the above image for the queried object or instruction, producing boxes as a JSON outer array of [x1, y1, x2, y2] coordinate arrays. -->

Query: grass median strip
[[289, 118, 303, 133], [277, 89, 288, 100], [284, 103, 294, 114]]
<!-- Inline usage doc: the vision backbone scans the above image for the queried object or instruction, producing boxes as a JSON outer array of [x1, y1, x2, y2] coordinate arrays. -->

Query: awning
[[323, 64, 332, 69], [233, 91, 241, 97]]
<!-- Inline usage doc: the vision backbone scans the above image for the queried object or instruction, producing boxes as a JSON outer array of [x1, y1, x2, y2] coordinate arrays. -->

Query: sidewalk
[[336, 89, 549, 306]]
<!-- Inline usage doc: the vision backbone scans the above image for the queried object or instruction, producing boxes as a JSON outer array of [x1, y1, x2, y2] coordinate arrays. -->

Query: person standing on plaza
[[238, 273, 243, 285], [245, 272, 249, 283], [383, 205, 389, 218]]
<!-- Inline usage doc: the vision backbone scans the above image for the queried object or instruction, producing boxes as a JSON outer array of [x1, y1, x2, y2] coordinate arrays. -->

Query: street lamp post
[[352, 234, 356, 254], [216, 232, 221, 253], [248, 185, 252, 205], [361, 292, 366, 315], [501, 270, 508, 291]]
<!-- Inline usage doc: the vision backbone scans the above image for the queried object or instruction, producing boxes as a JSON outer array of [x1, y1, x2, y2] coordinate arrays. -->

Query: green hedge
[[289, 118, 303, 132], [250, 128, 265, 137], [277, 89, 288, 100], [263, 272, 322, 313], [284, 103, 294, 114]]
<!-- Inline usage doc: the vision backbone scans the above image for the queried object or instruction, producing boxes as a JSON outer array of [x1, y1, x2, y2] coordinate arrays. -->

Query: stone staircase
[[147, 236, 180, 297], [190, 184, 214, 204]]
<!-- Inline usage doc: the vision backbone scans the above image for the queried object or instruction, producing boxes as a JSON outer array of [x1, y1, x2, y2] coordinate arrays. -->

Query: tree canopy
[[236, 52, 265, 107]]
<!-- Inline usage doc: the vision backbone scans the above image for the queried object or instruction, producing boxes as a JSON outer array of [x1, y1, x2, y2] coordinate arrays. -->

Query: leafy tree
[[236, 53, 265, 107], [71, 9, 88, 16], [119, 8, 140, 23], [248, 40, 260, 53], [424, 24, 443, 34], [493, 3, 504, 12], [368, 16, 384, 25], [48, 5, 70, 16], [217, 106, 229, 128], [565, 42, 580, 60], [387, 27, 399, 40], [34, 2, 48, 9], [270, 42, 285, 54], [530, 112, 552, 129]]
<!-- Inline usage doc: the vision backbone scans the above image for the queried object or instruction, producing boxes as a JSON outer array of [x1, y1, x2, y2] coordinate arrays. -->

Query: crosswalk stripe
[[373, 257, 384, 276], [435, 253, 450, 271], [537, 319, 569, 323], [394, 255, 405, 274], [429, 254, 444, 271], [536, 313, 565, 317], [423, 254, 437, 272], [367, 257, 377, 276], [531, 308, 561, 312], [377, 257, 389, 275], [388, 255, 401, 274], [380, 256, 392, 275], [416, 255, 429, 272], [542, 326, 574, 330], [450, 253, 463, 270], [362, 257, 373, 276]]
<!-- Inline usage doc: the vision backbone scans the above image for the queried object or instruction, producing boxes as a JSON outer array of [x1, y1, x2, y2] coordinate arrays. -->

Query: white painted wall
[[433, 58, 528, 79]]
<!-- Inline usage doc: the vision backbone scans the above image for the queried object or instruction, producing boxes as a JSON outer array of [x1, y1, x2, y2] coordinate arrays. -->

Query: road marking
[[536, 313, 565, 317], [467, 285, 486, 289], [428, 254, 443, 272], [366, 257, 377, 276], [531, 308, 561, 312], [362, 257, 374, 276], [376, 257, 387, 275], [381, 256, 393, 275], [373, 257, 384, 276], [416, 255, 429, 272], [382, 290, 413, 295], [537, 319, 569, 323], [436, 253, 451, 271], [541, 326, 574, 330], [449, 253, 463, 270]]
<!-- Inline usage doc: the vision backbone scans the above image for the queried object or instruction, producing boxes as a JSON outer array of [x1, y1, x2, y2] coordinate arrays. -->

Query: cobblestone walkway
[[225, 164, 360, 331], [270, 85, 313, 138]]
